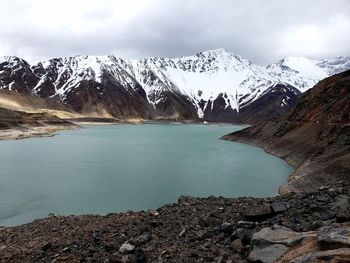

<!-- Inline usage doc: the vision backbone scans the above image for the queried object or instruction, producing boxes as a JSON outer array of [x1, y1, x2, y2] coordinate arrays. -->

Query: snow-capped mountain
[[267, 56, 350, 92], [0, 50, 349, 122]]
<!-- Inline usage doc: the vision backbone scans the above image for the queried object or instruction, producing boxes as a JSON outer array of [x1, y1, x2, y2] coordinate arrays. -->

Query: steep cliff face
[[222, 70, 350, 194], [237, 84, 301, 124], [0, 51, 349, 122]]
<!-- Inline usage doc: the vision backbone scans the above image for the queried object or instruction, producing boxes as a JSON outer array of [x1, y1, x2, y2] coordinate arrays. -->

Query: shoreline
[[1, 186, 348, 262], [219, 137, 298, 195], [0, 122, 349, 261], [0, 125, 78, 141], [0, 119, 242, 142], [220, 121, 350, 196]]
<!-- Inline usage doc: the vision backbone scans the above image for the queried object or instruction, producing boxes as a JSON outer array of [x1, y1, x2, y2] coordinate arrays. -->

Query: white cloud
[[279, 15, 350, 58], [0, 0, 349, 64]]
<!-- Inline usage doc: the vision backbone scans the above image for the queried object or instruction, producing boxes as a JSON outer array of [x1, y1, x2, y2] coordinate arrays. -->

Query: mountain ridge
[[1, 50, 349, 123]]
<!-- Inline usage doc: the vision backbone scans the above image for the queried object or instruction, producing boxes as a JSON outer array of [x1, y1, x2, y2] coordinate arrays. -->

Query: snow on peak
[[279, 57, 328, 79], [12, 50, 349, 118]]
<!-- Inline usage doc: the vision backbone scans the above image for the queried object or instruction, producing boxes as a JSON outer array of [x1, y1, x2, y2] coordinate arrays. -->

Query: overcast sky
[[0, 0, 349, 65]]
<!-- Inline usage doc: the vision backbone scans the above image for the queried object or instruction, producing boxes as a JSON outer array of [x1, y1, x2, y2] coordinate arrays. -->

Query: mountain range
[[0, 49, 349, 123]]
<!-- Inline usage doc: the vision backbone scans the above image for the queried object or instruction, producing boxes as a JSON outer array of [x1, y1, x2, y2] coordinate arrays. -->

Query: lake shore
[[0, 123, 349, 262], [0, 117, 240, 141], [1, 102, 349, 261], [0, 185, 349, 262], [0, 125, 78, 141]]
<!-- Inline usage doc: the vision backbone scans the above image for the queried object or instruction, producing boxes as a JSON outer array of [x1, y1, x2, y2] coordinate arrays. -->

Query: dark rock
[[149, 220, 159, 227], [133, 247, 146, 262], [218, 222, 233, 234], [42, 242, 52, 251], [237, 220, 256, 229], [271, 200, 287, 213], [245, 204, 273, 220], [335, 195, 350, 222], [233, 228, 254, 245]]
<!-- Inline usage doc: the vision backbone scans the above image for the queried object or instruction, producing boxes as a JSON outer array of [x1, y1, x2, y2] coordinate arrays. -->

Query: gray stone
[[251, 225, 308, 247], [248, 244, 288, 263], [119, 243, 135, 254], [317, 225, 350, 251]]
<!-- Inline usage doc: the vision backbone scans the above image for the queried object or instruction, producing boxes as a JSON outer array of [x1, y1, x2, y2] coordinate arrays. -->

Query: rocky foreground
[[1, 185, 350, 262]]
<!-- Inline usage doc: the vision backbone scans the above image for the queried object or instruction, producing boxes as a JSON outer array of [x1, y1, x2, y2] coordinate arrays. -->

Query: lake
[[0, 124, 294, 226]]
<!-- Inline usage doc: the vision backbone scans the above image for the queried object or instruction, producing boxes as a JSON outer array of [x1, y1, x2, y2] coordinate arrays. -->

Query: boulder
[[251, 225, 310, 247], [245, 204, 273, 220], [249, 225, 316, 263], [248, 244, 288, 263]]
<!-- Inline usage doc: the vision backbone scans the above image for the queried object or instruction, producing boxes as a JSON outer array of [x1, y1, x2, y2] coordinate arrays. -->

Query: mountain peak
[[200, 48, 230, 54]]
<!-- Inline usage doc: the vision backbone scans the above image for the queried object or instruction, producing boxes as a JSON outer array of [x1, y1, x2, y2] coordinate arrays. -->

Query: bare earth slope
[[222, 70, 350, 194], [0, 107, 76, 140]]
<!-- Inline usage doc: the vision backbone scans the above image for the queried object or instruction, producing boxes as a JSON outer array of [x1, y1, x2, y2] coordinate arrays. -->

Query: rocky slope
[[1, 51, 349, 123], [222, 70, 350, 194], [0, 186, 349, 262]]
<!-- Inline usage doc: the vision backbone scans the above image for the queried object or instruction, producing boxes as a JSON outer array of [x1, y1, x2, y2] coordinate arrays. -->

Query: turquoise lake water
[[0, 124, 294, 226]]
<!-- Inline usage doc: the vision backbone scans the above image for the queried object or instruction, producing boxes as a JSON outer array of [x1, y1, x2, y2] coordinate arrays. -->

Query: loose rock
[[119, 243, 135, 254]]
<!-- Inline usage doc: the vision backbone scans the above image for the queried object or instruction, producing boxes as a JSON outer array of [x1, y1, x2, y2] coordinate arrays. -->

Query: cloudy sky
[[0, 0, 349, 65]]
